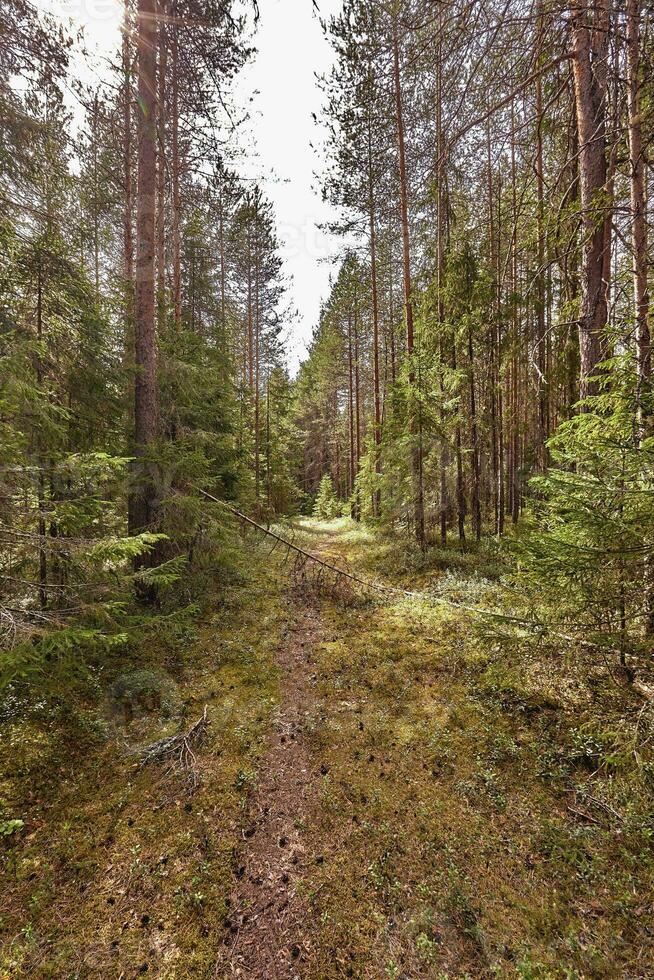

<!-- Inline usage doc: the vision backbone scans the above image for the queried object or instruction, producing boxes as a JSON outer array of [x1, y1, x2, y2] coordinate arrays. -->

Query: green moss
[[2, 519, 653, 978], [0, 556, 284, 979]]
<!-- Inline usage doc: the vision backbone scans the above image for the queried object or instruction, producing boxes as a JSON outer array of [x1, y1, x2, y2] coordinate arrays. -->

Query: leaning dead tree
[[198, 489, 393, 601]]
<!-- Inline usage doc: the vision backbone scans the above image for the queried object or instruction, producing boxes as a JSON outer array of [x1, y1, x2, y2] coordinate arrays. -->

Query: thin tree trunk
[[367, 102, 382, 517], [36, 256, 47, 608], [487, 119, 500, 529], [535, 3, 549, 464], [392, 14, 424, 546], [92, 93, 100, 307], [436, 20, 448, 546], [171, 0, 182, 331], [156, 0, 167, 318], [353, 290, 361, 521], [122, 13, 134, 371], [452, 339, 466, 545], [254, 234, 261, 504], [468, 326, 482, 541], [626, 0, 653, 633], [129, 0, 158, 542], [626, 0, 651, 414], [347, 312, 355, 504]]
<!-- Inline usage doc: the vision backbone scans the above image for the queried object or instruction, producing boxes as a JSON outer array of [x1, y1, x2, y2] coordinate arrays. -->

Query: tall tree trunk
[[254, 235, 261, 504], [35, 255, 47, 608], [122, 13, 134, 371], [367, 101, 382, 517], [353, 290, 361, 521], [92, 93, 100, 307], [467, 326, 482, 541], [451, 338, 466, 545], [129, 0, 158, 542], [392, 13, 424, 546], [171, 0, 182, 331], [486, 119, 500, 531], [347, 312, 356, 505], [156, 0, 167, 319], [569, 0, 610, 397], [535, 3, 549, 463], [436, 19, 449, 546], [626, 0, 653, 633], [626, 0, 651, 416]]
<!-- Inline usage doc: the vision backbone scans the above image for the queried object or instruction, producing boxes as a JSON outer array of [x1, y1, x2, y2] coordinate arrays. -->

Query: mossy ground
[[0, 548, 286, 979], [284, 519, 654, 979], [1, 518, 653, 978]]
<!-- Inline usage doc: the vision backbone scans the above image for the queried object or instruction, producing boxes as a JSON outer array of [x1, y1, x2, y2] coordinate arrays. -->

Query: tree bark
[[156, 0, 167, 318], [535, 2, 549, 462], [626, 0, 653, 633], [569, 0, 610, 397], [367, 101, 382, 517], [171, 0, 182, 331], [129, 0, 158, 541], [122, 12, 134, 371], [392, 13, 424, 546], [626, 0, 651, 412]]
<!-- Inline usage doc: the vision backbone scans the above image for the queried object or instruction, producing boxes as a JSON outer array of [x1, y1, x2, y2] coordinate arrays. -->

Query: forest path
[[216, 538, 333, 978]]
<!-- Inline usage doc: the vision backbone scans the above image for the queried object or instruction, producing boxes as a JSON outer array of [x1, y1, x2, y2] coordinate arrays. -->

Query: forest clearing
[[2, 0, 654, 976]]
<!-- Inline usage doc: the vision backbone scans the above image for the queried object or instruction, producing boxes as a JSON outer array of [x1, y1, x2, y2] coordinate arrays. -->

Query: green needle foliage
[[514, 361, 654, 666], [313, 474, 341, 520]]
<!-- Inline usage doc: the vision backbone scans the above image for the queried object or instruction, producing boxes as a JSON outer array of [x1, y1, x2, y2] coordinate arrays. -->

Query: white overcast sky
[[37, 0, 344, 372]]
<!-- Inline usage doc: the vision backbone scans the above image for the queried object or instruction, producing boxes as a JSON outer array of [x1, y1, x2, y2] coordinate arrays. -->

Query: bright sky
[[36, 0, 344, 372]]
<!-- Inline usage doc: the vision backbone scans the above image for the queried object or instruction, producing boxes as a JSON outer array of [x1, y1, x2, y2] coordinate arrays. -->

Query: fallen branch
[[138, 706, 209, 793], [198, 489, 394, 598]]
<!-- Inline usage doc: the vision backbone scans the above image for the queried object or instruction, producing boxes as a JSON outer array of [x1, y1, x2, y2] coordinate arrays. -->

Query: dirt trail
[[217, 600, 323, 979]]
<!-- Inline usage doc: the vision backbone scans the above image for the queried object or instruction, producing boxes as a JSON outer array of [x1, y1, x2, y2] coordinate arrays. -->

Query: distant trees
[[293, 0, 654, 652], [300, 0, 652, 549]]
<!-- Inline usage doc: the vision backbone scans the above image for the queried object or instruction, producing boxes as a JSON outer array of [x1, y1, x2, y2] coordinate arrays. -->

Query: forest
[[1, 0, 653, 976]]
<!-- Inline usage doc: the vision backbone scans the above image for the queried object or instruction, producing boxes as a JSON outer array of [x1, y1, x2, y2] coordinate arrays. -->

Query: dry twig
[[138, 706, 209, 792]]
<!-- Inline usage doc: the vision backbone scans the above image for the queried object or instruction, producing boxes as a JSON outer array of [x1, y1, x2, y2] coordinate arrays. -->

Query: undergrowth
[[0, 535, 285, 979]]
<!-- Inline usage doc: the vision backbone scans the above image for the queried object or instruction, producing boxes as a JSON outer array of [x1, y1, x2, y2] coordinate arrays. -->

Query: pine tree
[[313, 473, 340, 521]]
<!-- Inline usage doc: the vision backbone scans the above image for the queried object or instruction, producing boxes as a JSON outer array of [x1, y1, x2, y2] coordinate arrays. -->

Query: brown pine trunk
[[535, 4, 549, 464], [122, 13, 134, 370], [486, 120, 500, 532], [436, 21, 448, 546], [392, 14, 424, 546], [467, 326, 482, 541], [388, 218, 397, 384], [156, 0, 167, 317], [626, 0, 651, 412], [347, 313, 356, 503], [254, 235, 261, 504], [219, 191, 227, 336], [92, 94, 100, 307], [452, 339, 466, 545], [35, 258, 47, 608], [367, 104, 382, 517], [626, 0, 653, 633], [569, 0, 610, 397], [353, 291, 361, 521], [129, 0, 158, 541], [247, 231, 253, 389], [171, 0, 182, 331]]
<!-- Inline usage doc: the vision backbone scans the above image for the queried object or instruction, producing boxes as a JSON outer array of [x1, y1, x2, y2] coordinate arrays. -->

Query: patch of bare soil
[[215, 601, 323, 979]]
